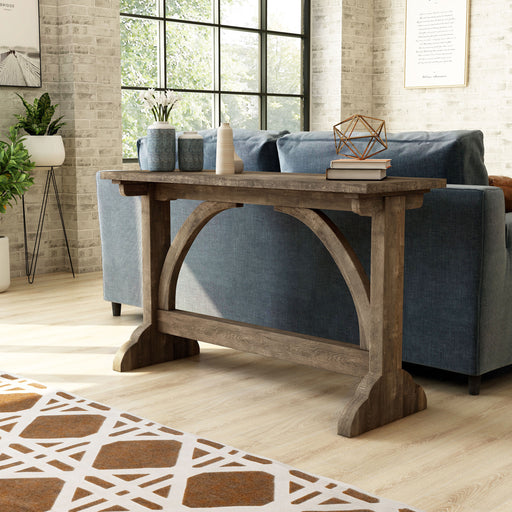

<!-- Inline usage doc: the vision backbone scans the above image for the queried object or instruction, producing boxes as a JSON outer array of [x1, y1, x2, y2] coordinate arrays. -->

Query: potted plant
[[138, 88, 179, 171], [0, 127, 35, 292], [14, 92, 66, 168]]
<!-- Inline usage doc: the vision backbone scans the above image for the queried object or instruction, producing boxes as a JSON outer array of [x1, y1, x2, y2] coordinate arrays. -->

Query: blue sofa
[[96, 129, 512, 394]]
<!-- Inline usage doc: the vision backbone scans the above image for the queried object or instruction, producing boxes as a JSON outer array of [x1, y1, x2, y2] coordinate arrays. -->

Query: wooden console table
[[101, 170, 445, 437]]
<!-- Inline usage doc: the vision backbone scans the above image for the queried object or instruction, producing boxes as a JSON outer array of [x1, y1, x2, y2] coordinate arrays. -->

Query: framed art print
[[0, 0, 41, 87], [404, 0, 470, 88]]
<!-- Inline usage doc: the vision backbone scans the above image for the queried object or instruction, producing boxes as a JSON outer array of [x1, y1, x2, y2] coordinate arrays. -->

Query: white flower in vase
[[139, 88, 180, 171], [140, 88, 180, 124]]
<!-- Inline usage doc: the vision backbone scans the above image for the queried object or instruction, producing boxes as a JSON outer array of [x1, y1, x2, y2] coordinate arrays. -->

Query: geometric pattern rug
[[0, 372, 424, 512]]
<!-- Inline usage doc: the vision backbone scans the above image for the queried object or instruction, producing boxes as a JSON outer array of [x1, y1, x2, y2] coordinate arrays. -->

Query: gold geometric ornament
[[333, 114, 387, 160]]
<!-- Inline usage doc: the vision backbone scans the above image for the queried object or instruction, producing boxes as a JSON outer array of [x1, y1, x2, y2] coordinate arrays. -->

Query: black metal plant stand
[[22, 166, 75, 284]]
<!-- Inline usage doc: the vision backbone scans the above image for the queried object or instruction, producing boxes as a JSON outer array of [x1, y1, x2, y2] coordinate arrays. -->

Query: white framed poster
[[0, 0, 41, 87], [404, 0, 470, 88]]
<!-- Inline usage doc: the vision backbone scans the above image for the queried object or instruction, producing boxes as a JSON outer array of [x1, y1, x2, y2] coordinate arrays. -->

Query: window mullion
[[158, 0, 166, 88], [302, 0, 310, 130], [214, 0, 221, 126], [260, 0, 267, 130]]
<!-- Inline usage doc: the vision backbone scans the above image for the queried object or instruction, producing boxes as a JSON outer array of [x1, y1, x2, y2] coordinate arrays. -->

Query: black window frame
[[121, 0, 310, 161]]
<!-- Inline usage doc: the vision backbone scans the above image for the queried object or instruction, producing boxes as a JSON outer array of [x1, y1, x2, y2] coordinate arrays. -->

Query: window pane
[[268, 0, 302, 33], [122, 90, 152, 159], [267, 35, 301, 94], [267, 96, 301, 132], [121, 17, 158, 87], [221, 29, 259, 92], [172, 92, 214, 131], [167, 0, 213, 23], [221, 0, 258, 28], [121, 0, 157, 16], [221, 94, 259, 129], [167, 22, 214, 90]]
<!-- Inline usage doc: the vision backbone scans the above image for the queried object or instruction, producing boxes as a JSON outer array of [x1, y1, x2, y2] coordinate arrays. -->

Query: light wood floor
[[2, 271, 512, 512]]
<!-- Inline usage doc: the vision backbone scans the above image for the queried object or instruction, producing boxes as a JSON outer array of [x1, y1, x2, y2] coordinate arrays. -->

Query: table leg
[[113, 191, 199, 372], [338, 195, 427, 437]]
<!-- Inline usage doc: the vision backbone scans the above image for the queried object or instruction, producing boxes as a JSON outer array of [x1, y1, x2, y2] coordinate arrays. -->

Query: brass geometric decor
[[333, 114, 388, 160]]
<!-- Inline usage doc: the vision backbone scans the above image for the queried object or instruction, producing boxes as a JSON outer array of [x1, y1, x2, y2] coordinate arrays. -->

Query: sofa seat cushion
[[277, 130, 488, 185]]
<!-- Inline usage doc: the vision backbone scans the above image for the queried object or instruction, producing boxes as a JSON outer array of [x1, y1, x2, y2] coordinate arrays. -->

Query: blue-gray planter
[[178, 131, 204, 171], [144, 123, 176, 171]]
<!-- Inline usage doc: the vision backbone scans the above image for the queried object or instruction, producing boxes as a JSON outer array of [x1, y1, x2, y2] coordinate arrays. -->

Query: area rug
[[0, 372, 423, 512]]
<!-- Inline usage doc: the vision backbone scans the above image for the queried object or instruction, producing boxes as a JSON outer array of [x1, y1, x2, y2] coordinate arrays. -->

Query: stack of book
[[326, 158, 391, 180]]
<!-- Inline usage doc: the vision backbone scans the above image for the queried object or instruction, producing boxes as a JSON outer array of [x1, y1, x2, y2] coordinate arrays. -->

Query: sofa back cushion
[[199, 129, 287, 172], [277, 130, 488, 185]]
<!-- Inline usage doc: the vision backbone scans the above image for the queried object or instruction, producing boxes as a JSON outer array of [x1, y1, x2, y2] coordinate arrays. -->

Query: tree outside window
[[121, 0, 309, 159]]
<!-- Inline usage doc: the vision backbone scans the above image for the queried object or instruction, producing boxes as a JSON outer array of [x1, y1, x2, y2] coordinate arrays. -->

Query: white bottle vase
[[216, 123, 235, 174], [0, 236, 10, 293]]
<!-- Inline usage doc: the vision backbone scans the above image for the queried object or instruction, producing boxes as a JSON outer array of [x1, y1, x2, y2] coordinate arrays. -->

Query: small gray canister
[[178, 131, 203, 171]]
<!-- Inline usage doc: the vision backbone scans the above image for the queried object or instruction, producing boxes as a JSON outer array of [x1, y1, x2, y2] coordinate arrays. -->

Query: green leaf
[[14, 92, 65, 136], [47, 116, 66, 136], [0, 126, 35, 213]]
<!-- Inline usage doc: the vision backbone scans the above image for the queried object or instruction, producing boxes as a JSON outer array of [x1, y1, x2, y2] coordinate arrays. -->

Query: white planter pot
[[0, 236, 10, 293], [23, 135, 65, 168]]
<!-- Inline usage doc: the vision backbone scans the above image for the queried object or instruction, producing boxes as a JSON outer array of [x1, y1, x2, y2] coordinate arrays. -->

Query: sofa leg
[[112, 302, 122, 317], [468, 375, 481, 395]]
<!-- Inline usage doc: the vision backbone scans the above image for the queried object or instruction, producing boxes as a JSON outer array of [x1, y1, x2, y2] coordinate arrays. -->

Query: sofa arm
[[400, 184, 512, 375], [96, 171, 143, 308], [506, 212, 512, 249]]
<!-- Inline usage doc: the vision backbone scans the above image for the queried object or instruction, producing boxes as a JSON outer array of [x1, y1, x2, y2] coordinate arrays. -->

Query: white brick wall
[[373, 0, 512, 176], [311, 0, 374, 130], [340, 0, 374, 119], [0, 0, 122, 278], [311, 0, 343, 129], [2, 0, 511, 281]]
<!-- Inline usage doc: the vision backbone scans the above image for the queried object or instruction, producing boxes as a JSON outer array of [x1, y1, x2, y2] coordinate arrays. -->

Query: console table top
[[100, 170, 446, 196]]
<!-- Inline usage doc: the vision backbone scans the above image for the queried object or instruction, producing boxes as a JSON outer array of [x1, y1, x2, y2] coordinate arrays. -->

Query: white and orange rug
[[0, 372, 422, 512]]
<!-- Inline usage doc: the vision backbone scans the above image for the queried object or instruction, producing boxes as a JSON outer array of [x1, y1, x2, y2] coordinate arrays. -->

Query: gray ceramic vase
[[178, 131, 203, 171], [144, 122, 176, 171]]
